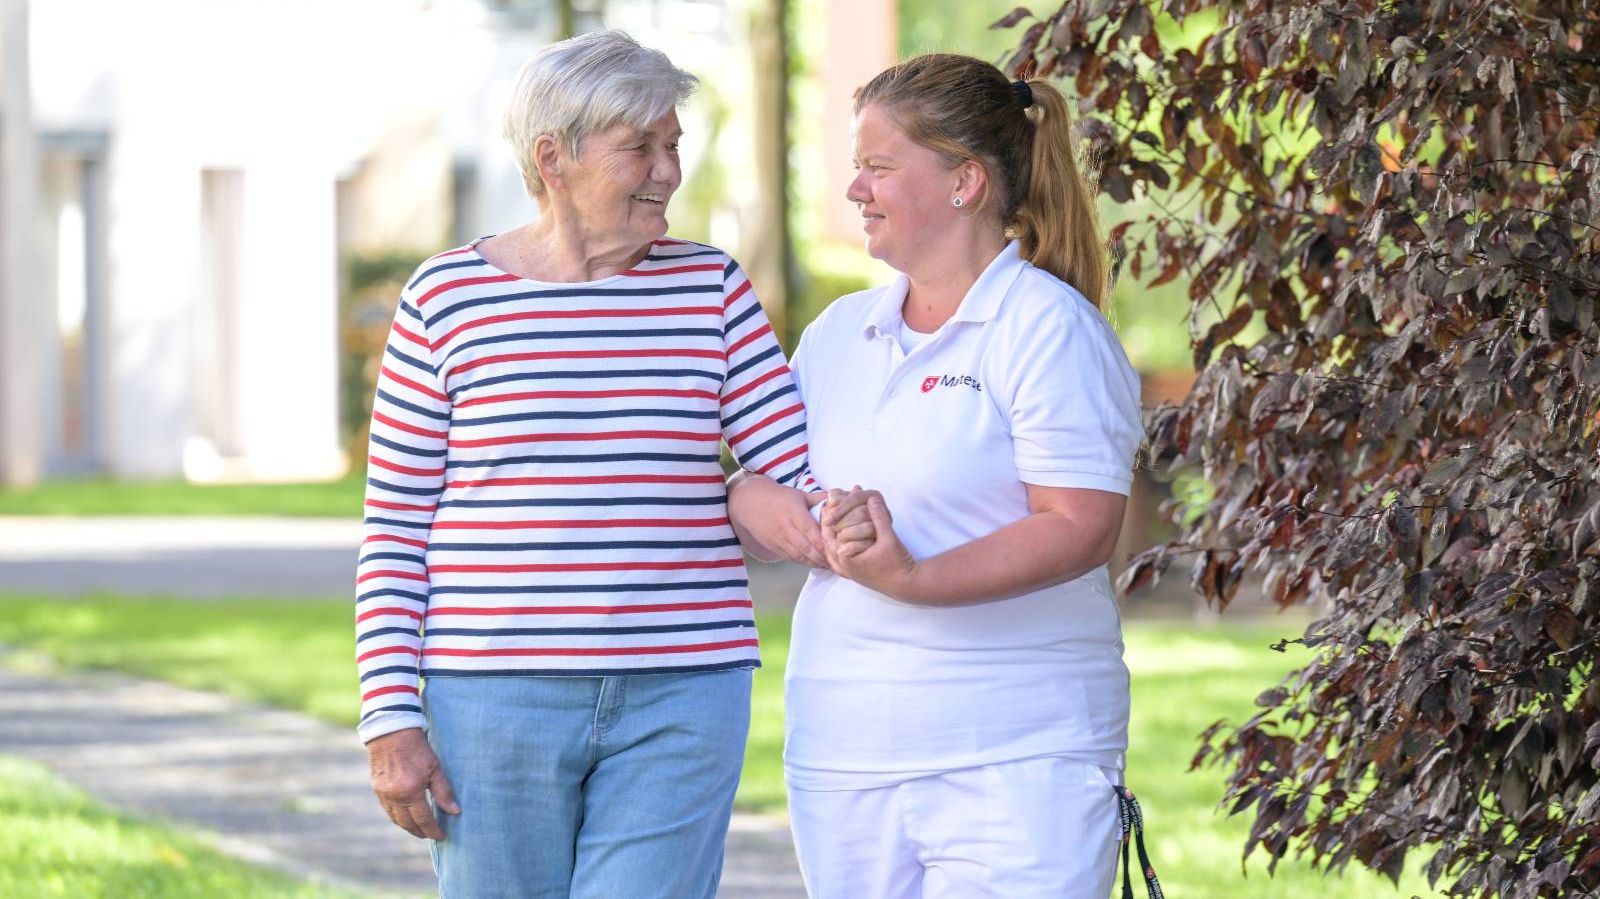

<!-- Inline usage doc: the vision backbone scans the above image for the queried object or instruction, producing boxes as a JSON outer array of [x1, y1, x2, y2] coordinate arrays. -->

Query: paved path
[[0, 649, 807, 898], [0, 516, 811, 607]]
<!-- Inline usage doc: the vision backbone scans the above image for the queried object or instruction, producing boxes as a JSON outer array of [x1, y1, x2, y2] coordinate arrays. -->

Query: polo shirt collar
[[862, 240, 1028, 339]]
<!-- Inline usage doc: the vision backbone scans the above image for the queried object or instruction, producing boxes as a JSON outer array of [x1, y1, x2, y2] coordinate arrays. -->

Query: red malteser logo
[[921, 377, 939, 393]]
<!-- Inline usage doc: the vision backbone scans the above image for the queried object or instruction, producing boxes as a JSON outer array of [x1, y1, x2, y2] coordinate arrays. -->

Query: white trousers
[[788, 756, 1123, 899]]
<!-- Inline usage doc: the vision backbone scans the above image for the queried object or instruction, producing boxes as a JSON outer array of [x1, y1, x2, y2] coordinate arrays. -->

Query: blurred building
[[2, 0, 878, 485]]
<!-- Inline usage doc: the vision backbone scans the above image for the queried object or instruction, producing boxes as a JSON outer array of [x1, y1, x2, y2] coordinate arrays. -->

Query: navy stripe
[[453, 407, 717, 428], [436, 495, 724, 509], [740, 422, 807, 462], [443, 326, 722, 364], [358, 626, 423, 642], [723, 259, 739, 278], [423, 285, 721, 330], [358, 665, 421, 683], [772, 462, 808, 488], [357, 587, 429, 603], [424, 620, 754, 638], [376, 388, 449, 421], [399, 301, 425, 322], [421, 659, 760, 677], [360, 702, 423, 719], [647, 248, 722, 261], [369, 477, 440, 498], [362, 516, 432, 531], [727, 345, 780, 381], [725, 300, 760, 333], [359, 552, 425, 566], [721, 384, 797, 427], [427, 579, 748, 596], [426, 538, 742, 552], [368, 432, 447, 458], [444, 451, 719, 469], [385, 343, 437, 376], [447, 366, 722, 399], [407, 257, 488, 290]]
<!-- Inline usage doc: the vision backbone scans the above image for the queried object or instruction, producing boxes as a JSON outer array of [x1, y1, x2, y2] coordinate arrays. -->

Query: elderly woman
[[354, 31, 826, 898]]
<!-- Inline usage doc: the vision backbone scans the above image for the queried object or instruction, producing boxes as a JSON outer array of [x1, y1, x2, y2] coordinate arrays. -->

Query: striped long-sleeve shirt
[[355, 238, 816, 743]]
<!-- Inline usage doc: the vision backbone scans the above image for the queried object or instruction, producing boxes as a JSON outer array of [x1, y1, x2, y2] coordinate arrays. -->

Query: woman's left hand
[[821, 489, 920, 600]]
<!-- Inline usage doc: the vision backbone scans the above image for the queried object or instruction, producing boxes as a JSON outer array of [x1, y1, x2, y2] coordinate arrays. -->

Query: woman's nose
[[846, 170, 870, 205], [651, 150, 682, 188]]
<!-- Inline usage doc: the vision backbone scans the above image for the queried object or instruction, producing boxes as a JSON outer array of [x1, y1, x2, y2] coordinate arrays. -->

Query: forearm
[[895, 511, 1115, 607], [726, 470, 807, 563]]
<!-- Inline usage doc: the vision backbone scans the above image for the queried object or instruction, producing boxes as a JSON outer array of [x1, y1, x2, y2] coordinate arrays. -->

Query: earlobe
[[534, 135, 562, 191]]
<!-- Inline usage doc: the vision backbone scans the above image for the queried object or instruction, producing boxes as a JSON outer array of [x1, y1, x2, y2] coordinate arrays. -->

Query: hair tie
[[1012, 79, 1034, 109]]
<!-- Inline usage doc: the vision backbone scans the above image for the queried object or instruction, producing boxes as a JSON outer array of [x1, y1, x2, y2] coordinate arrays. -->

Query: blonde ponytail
[[1015, 80, 1108, 307]]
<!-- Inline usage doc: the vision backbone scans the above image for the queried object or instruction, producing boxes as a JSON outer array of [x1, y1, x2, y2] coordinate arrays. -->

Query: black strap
[[1115, 785, 1164, 899]]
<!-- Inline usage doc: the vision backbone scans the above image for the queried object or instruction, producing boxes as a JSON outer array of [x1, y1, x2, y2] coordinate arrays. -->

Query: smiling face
[[846, 103, 969, 271], [556, 109, 683, 247]]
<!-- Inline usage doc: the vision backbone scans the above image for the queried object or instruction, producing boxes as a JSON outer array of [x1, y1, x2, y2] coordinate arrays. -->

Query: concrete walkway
[[0, 648, 807, 898], [0, 516, 810, 607]]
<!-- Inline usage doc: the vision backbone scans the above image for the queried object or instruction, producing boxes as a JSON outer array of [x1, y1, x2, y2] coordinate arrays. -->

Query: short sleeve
[[1003, 303, 1143, 494]]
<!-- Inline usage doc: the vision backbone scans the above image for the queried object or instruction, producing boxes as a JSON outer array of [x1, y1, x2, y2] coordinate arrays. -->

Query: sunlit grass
[[0, 475, 365, 518], [0, 755, 363, 898]]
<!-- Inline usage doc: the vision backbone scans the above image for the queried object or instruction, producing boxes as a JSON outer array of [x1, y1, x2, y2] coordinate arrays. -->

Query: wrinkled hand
[[367, 727, 459, 840], [822, 489, 918, 599], [726, 471, 829, 567]]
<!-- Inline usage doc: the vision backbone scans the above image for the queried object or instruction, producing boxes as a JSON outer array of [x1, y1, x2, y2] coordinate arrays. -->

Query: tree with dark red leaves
[[998, 2, 1600, 896]]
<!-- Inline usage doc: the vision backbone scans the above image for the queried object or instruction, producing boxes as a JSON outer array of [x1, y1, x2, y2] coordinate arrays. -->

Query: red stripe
[[380, 366, 448, 403], [423, 639, 759, 658], [368, 456, 445, 478], [448, 347, 722, 378], [723, 279, 752, 309], [456, 387, 717, 409], [430, 559, 744, 575], [755, 443, 807, 475], [721, 366, 786, 405], [415, 273, 520, 308], [430, 517, 729, 530], [622, 263, 724, 277], [362, 684, 420, 702], [356, 606, 424, 624], [357, 569, 429, 584], [729, 403, 803, 447], [366, 500, 438, 515], [727, 322, 773, 358], [445, 473, 724, 488], [373, 410, 447, 440], [363, 533, 428, 550], [431, 246, 474, 260], [392, 323, 428, 347], [428, 599, 752, 617], [357, 645, 418, 663], [434, 305, 722, 346], [448, 429, 719, 449], [654, 238, 689, 246]]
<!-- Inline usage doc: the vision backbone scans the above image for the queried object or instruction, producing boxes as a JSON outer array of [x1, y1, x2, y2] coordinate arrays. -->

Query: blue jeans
[[423, 669, 753, 899]]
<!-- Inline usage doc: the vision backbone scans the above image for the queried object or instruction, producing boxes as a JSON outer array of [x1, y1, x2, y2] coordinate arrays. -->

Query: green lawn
[[0, 475, 365, 518], [0, 755, 362, 898], [0, 594, 1446, 898]]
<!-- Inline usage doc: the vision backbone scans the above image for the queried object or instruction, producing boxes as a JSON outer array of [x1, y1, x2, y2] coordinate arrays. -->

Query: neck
[[494, 204, 652, 282], [899, 227, 1008, 330]]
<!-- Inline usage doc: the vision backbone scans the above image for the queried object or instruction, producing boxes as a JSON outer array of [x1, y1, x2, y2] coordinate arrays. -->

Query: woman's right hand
[[726, 471, 830, 567]]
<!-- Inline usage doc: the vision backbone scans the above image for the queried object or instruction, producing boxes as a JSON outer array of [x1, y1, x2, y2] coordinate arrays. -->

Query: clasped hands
[[728, 472, 920, 600]]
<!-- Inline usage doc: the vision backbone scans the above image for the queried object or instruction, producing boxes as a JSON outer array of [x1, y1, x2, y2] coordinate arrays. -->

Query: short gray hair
[[503, 30, 698, 199]]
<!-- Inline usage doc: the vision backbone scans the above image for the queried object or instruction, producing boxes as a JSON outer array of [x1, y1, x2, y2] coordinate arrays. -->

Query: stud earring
[[952, 196, 964, 208]]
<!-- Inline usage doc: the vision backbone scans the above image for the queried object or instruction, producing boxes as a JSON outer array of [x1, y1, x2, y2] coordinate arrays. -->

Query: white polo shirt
[[784, 241, 1143, 791]]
